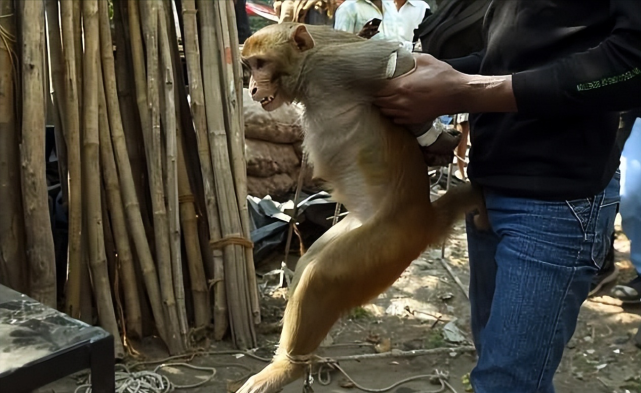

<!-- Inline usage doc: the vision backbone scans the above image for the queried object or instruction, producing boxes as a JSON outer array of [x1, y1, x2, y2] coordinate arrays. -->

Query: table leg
[[89, 335, 115, 393]]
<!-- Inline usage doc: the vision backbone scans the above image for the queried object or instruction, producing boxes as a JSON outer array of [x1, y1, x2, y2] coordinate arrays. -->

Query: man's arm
[[443, 49, 485, 75], [375, 0, 641, 124], [513, 0, 641, 115]]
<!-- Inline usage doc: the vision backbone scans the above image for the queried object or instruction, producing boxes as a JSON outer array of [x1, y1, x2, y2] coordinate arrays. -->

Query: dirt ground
[[42, 219, 641, 393]]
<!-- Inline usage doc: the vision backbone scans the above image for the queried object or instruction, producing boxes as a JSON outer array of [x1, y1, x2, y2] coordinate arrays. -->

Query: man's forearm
[[461, 74, 518, 114]]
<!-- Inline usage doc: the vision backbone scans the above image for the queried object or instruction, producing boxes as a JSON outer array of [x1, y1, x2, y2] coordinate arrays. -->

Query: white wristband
[[416, 125, 443, 147]]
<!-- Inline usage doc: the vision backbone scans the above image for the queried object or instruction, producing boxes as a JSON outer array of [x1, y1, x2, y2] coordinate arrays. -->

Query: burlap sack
[[245, 138, 300, 178], [243, 88, 304, 144], [247, 173, 296, 198]]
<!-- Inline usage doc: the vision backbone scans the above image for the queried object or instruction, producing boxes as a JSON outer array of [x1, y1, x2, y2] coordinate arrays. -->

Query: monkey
[[238, 23, 485, 393]]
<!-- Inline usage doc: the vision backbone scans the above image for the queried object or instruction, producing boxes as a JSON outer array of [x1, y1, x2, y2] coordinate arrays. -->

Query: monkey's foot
[[236, 358, 306, 393], [421, 129, 462, 167]]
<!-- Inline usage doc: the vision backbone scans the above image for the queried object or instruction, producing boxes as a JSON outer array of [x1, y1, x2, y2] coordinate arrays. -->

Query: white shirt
[[334, 0, 428, 51]]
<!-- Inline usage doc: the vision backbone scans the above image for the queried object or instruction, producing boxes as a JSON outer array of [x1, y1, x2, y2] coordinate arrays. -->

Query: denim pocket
[[566, 198, 594, 234]]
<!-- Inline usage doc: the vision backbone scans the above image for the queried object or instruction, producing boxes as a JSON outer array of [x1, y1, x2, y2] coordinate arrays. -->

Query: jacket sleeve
[[443, 49, 485, 74], [512, 0, 641, 115]]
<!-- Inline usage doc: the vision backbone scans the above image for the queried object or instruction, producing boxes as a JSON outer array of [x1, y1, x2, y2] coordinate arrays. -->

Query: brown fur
[[238, 23, 484, 393]]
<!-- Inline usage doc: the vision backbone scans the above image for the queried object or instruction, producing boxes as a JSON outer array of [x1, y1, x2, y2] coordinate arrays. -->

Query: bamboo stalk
[[82, 0, 124, 357], [72, 0, 82, 118], [45, 0, 69, 209], [181, 0, 228, 341], [139, 0, 183, 355], [158, 1, 188, 346], [101, 0, 168, 344], [96, 15, 143, 338], [113, 0, 153, 249], [59, 0, 84, 319], [218, 0, 261, 326], [176, 125, 211, 329], [198, 0, 256, 349], [18, 0, 56, 307], [0, 0, 27, 294]]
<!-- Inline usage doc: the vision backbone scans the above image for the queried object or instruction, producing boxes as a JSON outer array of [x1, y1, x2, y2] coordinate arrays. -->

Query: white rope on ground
[[71, 342, 474, 392], [74, 363, 217, 393], [287, 348, 473, 393]]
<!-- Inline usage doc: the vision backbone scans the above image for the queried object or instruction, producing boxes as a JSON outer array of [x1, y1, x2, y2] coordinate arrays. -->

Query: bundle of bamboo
[[0, 0, 260, 355]]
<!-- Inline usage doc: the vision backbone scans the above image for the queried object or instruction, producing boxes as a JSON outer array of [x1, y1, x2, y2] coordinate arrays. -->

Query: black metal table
[[0, 285, 114, 393]]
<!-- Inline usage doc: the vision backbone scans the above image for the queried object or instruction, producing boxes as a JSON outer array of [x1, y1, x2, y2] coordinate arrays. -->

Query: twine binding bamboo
[[209, 233, 254, 249]]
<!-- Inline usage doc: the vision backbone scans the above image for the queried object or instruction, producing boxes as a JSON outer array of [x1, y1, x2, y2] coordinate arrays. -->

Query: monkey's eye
[[255, 58, 266, 69]]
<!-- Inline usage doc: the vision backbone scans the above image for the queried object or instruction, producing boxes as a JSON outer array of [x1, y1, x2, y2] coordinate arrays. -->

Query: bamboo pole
[[96, 22, 143, 339], [113, 0, 153, 249], [198, 0, 256, 349], [158, 1, 188, 346], [82, 0, 124, 357], [72, 0, 82, 117], [59, 0, 84, 319], [139, 0, 183, 355], [18, 0, 56, 308], [176, 124, 211, 329], [181, 0, 228, 341], [0, 0, 27, 294], [45, 0, 69, 209], [101, 0, 169, 344], [217, 0, 261, 326]]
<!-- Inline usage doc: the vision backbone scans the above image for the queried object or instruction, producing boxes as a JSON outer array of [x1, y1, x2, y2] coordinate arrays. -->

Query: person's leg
[[589, 229, 618, 296], [456, 121, 469, 180], [234, 0, 252, 43], [465, 211, 499, 351], [612, 118, 641, 302], [469, 174, 619, 393]]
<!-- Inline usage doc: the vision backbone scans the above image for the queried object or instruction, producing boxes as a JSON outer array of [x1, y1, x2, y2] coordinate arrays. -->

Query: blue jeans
[[620, 118, 641, 275], [465, 173, 620, 393]]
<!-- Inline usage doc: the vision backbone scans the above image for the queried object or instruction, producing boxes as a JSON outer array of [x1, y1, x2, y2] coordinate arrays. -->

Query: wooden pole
[[176, 124, 212, 329], [158, 1, 188, 346], [45, 0, 69, 208], [18, 0, 56, 307], [180, 0, 228, 340], [218, 0, 261, 325], [198, 0, 256, 349], [96, 12, 143, 337], [60, 0, 84, 318], [0, 0, 27, 294], [139, 0, 183, 355], [103, 0, 169, 344], [82, 0, 124, 357]]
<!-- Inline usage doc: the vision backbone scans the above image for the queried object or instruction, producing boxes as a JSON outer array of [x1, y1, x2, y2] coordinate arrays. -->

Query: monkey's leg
[[289, 214, 362, 294], [432, 182, 490, 233], [237, 218, 427, 393]]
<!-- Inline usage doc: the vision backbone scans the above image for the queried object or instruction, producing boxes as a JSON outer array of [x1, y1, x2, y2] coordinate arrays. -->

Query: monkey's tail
[[429, 183, 488, 246]]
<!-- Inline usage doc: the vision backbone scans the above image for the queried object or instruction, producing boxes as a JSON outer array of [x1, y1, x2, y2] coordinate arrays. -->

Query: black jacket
[[446, 0, 641, 200]]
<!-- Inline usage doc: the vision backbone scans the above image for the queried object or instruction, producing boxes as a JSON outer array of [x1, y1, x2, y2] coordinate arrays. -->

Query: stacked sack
[[243, 88, 317, 198]]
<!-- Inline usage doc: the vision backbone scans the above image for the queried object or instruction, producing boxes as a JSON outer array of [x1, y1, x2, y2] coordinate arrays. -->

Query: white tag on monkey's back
[[385, 51, 398, 79]]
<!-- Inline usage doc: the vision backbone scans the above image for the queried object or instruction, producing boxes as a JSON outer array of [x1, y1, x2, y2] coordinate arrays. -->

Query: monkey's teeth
[[260, 96, 275, 105]]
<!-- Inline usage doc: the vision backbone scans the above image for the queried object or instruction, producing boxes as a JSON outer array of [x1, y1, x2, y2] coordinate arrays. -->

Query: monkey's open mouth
[[260, 94, 276, 106]]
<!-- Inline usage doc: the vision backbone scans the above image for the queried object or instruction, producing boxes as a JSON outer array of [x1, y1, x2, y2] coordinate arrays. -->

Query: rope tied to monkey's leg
[[286, 352, 460, 393]]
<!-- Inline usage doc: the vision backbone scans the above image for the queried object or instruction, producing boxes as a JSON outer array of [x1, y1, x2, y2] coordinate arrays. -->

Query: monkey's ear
[[290, 24, 315, 52]]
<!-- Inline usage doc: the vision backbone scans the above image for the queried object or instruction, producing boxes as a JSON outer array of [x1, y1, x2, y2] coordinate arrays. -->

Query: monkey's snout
[[251, 87, 258, 95]]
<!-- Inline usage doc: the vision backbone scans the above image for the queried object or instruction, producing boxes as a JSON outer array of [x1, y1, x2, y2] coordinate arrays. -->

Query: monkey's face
[[242, 23, 316, 111]]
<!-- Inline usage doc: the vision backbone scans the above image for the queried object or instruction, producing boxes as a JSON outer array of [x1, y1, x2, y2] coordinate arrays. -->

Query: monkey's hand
[[419, 128, 461, 167]]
